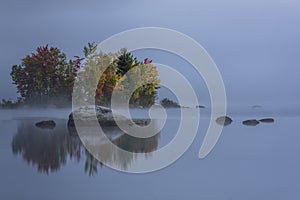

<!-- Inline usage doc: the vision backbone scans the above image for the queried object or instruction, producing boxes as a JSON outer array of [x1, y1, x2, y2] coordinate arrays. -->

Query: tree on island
[[10, 45, 82, 106], [115, 49, 159, 107], [10, 43, 160, 107], [160, 98, 181, 108], [74, 43, 160, 107]]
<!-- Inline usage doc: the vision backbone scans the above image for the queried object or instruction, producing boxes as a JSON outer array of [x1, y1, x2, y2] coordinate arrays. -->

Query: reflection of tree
[[11, 120, 82, 174], [115, 134, 159, 153], [88, 127, 160, 170], [84, 150, 103, 176], [11, 119, 160, 175]]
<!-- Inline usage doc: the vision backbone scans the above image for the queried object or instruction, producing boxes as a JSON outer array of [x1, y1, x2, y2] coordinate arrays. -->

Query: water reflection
[[11, 119, 160, 176]]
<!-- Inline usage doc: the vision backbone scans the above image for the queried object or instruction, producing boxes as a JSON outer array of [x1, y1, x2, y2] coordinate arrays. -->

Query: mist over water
[[0, 108, 71, 121], [1, 0, 300, 199], [1, 107, 300, 199], [133, 48, 300, 110]]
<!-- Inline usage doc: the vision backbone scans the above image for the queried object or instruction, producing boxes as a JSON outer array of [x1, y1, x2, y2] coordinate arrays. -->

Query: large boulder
[[68, 106, 150, 127]]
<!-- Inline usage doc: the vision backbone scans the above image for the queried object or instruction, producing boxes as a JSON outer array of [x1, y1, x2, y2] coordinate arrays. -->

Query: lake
[[0, 107, 300, 199]]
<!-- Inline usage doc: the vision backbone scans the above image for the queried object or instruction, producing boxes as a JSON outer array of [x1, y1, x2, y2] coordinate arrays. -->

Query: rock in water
[[35, 120, 56, 129], [216, 116, 232, 126], [160, 98, 181, 108], [252, 105, 262, 109], [242, 119, 259, 126], [68, 106, 150, 127], [259, 118, 274, 123], [196, 105, 205, 109]]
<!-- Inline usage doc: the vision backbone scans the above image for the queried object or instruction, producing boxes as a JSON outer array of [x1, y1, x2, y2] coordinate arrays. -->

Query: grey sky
[[1, 0, 299, 106]]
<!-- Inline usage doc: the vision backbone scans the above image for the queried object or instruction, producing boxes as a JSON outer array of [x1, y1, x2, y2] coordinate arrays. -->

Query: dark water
[[1, 108, 300, 199]]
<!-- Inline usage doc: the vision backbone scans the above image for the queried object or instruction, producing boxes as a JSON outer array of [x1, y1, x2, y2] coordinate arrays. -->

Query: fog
[[1, 0, 299, 107], [0, 108, 72, 121]]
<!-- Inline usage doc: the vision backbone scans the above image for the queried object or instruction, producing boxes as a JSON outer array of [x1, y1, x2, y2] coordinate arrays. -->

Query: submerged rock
[[216, 116, 232, 126], [259, 118, 275, 123], [252, 105, 262, 109], [68, 106, 150, 127], [242, 119, 259, 126], [35, 120, 56, 129]]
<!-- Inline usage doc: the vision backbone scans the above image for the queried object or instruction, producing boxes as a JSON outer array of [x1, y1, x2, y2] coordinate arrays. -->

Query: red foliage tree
[[11, 45, 82, 106]]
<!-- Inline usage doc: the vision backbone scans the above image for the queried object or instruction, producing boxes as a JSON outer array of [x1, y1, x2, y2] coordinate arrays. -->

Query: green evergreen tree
[[116, 49, 140, 76]]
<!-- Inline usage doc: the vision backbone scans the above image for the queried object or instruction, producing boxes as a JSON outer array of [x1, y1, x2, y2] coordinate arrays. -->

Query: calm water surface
[[0, 108, 300, 200]]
